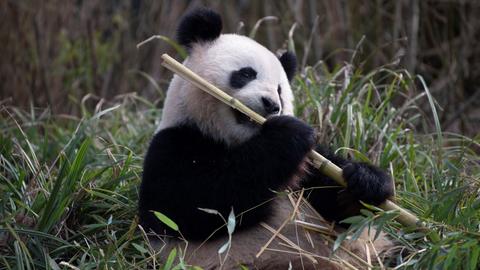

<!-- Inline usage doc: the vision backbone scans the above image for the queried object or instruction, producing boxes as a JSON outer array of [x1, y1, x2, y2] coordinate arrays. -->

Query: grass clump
[[0, 95, 163, 269], [1, 61, 479, 269]]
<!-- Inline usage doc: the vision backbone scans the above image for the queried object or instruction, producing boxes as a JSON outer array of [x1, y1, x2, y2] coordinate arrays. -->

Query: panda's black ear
[[279, 51, 297, 81], [177, 8, 222, 49]]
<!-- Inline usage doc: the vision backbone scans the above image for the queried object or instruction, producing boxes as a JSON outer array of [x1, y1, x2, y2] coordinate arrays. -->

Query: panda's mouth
[[232, 109, 258, 126]]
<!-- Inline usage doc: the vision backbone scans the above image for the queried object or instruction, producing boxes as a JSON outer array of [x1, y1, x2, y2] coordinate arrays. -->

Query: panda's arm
[[221, 116, 316, 215], [301, 145, 394, 223]]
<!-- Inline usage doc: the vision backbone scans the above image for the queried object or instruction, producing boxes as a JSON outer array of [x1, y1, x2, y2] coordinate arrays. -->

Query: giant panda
[[139, 8, 394, 270]]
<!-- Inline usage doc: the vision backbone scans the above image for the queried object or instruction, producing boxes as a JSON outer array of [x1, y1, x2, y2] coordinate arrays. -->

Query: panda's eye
[[230, 67, 257, 89], [240, 68, 256, 79]]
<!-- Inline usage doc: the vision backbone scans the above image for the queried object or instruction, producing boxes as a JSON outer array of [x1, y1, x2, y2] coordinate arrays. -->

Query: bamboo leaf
[[218, 241, 230, 254], [163, 248, 177, 270], [153, 211, 179, 232], [227, 208, 236, 235], [469, 244, 480, 270], [340, 215, 364, 225], [333, 233, 347, 251], [197, 208, 220, 215], [132, 243, 148, 255]]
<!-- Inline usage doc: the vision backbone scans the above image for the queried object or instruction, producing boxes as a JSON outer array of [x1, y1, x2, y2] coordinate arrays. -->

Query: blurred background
[[1, 0, 479, 135]]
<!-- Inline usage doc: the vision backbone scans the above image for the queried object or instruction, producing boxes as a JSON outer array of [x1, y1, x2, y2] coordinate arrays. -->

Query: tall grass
[[0, 95, 163, 269], [295, 61, 480, 268], [1, 57, 479, 269]]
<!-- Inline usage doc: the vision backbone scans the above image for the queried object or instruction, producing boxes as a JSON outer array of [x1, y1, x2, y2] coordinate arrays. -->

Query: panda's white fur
[[142, 8, 395, 270], [158, 34, 294, 145]]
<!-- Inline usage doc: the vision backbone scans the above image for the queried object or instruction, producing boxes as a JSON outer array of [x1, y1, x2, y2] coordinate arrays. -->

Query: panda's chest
[[179, 124, 231, 170], [185, 155, 225, 178], [189, 158, 218, 167], [186, 147, 225, 171]]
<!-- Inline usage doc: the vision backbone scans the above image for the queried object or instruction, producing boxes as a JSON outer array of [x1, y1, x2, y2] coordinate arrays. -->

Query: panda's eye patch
[[229, 67, 257, 88], [239, 67, 256, 79]]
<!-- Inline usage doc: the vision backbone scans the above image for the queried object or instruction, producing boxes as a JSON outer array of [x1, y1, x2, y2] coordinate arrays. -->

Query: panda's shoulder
[[149, 124, 201, 151], [151, 124, 201, 144], [147, 124, 224, 159]]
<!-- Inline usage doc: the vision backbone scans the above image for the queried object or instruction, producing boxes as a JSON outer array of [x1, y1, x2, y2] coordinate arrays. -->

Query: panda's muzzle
[[233, 109, 256, 126], [261, 97, 280, 115], [232, 97, 281, 126]]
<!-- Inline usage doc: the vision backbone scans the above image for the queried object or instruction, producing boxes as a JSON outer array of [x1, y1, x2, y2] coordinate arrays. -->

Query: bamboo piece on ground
[[160, 53, 423, 229]]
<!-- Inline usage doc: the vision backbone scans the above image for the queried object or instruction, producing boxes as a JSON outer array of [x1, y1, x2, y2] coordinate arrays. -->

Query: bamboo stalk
[[160, 53, 424, 229]]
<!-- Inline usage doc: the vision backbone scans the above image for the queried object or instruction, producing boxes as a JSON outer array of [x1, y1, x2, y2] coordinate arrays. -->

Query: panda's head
[[159, 8, 297, 145]]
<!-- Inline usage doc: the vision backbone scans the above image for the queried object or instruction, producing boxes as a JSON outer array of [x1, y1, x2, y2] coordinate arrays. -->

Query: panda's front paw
[[342, 162, 393, 205], [262, 116, 316, 153]]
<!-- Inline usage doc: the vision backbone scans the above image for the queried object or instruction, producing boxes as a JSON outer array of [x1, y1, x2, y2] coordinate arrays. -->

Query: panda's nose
[[261, 97, 280, 114]]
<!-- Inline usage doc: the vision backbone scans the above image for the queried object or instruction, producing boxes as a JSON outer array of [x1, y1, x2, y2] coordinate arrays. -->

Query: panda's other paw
[[262, 116, 316, 152], [342, 162, 393, 205]]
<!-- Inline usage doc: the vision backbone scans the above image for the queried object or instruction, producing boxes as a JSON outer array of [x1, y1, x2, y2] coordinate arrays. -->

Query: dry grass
[[1, 0, 479, 135]]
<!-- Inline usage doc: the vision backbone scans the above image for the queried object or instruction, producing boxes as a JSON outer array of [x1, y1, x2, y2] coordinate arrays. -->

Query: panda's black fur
[[177, 7, 223, 49], [139, 8, 394, 269], [278, 51, 297, 81], [141, 116, 314, 239]]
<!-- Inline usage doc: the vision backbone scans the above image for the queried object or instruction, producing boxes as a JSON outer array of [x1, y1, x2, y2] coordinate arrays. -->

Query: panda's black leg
[[301, 145, 393, 222]]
